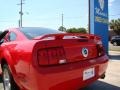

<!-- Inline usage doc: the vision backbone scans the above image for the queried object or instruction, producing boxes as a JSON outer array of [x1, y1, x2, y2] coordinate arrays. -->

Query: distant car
[[0, 27, 108, 90], [110, 36, 120, 46]]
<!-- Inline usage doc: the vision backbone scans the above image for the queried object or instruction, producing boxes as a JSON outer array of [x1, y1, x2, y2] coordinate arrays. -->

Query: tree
[[0, 31, 2, 34], [110, 18, 120, 35], [66, 27, 87, 34], [58, 26, 66, 32]]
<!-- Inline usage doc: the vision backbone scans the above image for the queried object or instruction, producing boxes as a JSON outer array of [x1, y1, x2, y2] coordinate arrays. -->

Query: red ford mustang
[[0, 27, 108, 90]]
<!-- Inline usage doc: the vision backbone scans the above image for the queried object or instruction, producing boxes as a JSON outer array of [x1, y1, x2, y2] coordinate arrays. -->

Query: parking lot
[[0, 51, 120, 90]]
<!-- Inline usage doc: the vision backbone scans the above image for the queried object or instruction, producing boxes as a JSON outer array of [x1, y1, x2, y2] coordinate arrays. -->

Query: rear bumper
[[30, 55, 109, 90]]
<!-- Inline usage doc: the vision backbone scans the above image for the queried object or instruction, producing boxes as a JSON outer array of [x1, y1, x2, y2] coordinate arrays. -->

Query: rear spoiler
[[34, 33, 101, 40]]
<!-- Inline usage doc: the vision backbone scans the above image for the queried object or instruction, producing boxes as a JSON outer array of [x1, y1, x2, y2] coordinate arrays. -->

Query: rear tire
[[2, 64, 19, 90]]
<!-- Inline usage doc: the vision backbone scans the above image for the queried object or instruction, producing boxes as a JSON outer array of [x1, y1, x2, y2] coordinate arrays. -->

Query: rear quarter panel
[[0, 40, 37, 89]]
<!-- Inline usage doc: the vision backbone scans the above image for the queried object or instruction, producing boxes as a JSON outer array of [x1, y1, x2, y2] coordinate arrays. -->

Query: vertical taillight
[[37, 47, 66, 66], [97, 43, 105, 56], [38, 49, 49, 65]]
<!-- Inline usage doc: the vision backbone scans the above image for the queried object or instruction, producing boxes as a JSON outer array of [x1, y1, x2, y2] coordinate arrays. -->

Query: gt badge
[[82, 48, 88, 57]]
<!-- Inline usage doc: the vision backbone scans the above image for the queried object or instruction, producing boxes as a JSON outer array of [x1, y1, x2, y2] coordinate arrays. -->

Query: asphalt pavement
[[0, 51, 120, 90]]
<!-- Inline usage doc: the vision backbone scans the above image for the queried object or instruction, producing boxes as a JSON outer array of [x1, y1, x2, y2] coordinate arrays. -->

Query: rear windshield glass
[[20, 27, 63, 39]]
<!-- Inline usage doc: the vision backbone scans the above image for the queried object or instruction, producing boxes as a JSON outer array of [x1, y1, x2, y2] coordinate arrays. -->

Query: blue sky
[[0, 0, 119, 31]]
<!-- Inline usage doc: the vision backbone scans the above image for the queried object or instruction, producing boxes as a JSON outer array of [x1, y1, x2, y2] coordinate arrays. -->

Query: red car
[[0, 27, 108, 90]]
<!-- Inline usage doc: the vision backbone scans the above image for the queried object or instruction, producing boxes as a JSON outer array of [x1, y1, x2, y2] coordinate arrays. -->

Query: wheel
[[2, 64, 19, 90], [113, 42, 118, 46]]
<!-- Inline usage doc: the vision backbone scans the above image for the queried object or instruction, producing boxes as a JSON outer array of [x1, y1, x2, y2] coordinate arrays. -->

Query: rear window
[[20, 27, 63, 39]]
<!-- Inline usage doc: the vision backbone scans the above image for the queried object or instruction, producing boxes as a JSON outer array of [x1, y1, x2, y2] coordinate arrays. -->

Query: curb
[[109, 51, 120, 54]]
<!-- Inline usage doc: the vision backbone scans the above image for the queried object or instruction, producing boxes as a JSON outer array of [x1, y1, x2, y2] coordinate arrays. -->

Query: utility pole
[[18, 0, 24, 27], [88, 0, 90, 34], [20, 0, 23, 27], [18, 20, 20, 27], [62, 13, 64, 31]]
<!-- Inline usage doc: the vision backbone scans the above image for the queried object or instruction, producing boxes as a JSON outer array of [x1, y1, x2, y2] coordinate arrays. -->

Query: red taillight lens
[[97, 44, 105, 56], [37, 47, 66, 65], [48, 48, 58, 64], [38, 49, 48, 65]]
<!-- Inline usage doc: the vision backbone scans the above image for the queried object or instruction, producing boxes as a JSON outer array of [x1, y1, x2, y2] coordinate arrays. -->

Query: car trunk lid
[[33, 33, 103, 66]]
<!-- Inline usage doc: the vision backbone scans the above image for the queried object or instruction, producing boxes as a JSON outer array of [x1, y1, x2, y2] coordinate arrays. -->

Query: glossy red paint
[[0, 28, 108, 90]]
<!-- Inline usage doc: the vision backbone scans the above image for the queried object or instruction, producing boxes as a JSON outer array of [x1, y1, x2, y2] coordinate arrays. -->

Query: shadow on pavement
[[0, 74, 2, 83], [109, 55, 120, 60], [82, 80, 120, 90]]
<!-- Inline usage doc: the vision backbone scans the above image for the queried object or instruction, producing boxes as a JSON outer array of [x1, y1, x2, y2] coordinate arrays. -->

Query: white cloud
[[109, 0, 115, 6]]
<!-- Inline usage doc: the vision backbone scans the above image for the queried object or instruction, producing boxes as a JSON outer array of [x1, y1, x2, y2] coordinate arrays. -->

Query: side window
[[9, 32, 17, 41]]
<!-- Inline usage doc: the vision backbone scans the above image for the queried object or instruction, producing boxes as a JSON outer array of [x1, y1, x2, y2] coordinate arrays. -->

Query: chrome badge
[[82, 48, 88, 57]]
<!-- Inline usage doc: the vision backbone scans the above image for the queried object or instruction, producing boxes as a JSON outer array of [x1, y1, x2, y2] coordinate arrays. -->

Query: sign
[[90, 0, 109, 53]]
